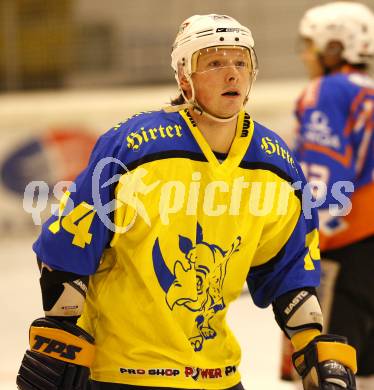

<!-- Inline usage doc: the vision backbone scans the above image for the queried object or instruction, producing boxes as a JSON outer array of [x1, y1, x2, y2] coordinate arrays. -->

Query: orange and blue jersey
[[294, 67, 374, 251], [33, 108, 320, 388]]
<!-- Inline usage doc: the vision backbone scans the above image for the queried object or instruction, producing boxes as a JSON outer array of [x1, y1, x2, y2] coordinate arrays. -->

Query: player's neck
[[190, 110, 238, 154]]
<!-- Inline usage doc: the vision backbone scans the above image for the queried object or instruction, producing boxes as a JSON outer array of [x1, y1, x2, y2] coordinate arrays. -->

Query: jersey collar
[[179, 108, 254, 174]]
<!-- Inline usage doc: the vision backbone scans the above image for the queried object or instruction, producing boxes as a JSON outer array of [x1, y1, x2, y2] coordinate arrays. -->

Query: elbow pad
[[39, 264, 89, 318], [273, 287, 323, 339]]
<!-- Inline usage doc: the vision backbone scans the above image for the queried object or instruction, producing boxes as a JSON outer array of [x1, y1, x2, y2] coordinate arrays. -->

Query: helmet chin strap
[[191, 103, 239, 123], [181, 74, 252, 124]]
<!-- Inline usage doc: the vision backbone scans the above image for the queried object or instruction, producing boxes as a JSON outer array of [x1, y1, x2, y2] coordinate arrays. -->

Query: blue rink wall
[[0, 81, 303, 389]]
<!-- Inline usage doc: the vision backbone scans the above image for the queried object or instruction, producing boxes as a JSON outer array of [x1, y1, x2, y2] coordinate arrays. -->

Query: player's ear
[[179, 74, 190, 90], [177, 65, 192, 97]]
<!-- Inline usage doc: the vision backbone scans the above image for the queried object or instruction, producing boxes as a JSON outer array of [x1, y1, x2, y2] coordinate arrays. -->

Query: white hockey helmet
[[299, 2, 374, 64], [171, 14, 258, 82]]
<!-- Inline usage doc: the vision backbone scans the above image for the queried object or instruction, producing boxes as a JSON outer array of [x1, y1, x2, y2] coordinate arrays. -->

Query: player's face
[[190, 47, 252, 119], [299, 38, 324, 79]]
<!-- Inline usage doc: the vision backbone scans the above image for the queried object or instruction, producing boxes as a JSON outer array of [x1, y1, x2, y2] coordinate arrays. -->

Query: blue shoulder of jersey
[[32, 109, 201, 275], [103, 109, 198, 168], [319, 73, 361, 110]]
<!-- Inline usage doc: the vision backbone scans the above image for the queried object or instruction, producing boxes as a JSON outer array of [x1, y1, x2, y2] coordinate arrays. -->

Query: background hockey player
[[281, 2, 374, 390], [17, 14, 357, 390]]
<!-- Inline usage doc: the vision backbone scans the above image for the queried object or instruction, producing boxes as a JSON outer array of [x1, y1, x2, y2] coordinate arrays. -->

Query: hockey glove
[[17, 317, 95, 390], [292, 334, 357, 390]]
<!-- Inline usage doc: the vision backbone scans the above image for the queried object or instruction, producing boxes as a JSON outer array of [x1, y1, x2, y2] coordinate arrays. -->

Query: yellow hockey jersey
[[34, 109, 320, 388]]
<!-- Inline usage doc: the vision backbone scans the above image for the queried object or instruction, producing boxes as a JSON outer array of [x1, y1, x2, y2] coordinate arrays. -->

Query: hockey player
[[17, 14, 357, 390], [281, 2, 374, 390]]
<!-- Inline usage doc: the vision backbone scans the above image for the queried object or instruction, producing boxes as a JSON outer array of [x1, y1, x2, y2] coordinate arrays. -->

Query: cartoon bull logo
[[152, 223, 241, 352]]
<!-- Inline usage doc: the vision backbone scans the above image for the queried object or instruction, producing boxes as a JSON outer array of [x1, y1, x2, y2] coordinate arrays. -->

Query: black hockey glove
[[292, 334, 357, 390], [17, 317, 95, 390]]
